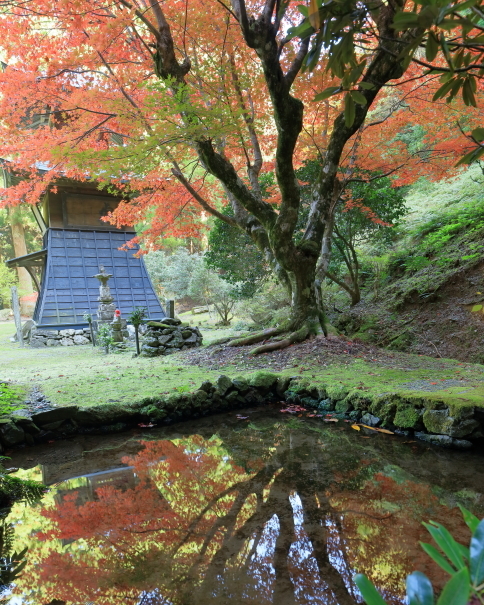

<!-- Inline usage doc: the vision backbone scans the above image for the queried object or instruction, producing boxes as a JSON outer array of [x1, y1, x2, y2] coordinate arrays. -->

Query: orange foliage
[[0, 1, 479, 247]]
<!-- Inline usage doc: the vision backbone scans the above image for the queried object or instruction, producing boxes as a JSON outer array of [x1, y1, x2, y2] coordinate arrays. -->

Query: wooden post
[[88, 319, 96, 346], [166, 299, 175, 319], [134, 327, 140, 356], [11, 286, 24, 347]]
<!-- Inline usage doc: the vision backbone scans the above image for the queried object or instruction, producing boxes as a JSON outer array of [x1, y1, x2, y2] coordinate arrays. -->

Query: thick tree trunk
[[287, 263, 327, 335], [9, 210, 34, 296]]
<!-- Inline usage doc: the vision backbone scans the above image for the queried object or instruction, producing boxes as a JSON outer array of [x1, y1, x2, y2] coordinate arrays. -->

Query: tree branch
[[170, 165, 238, 227], [344, 164, 404, 185], [117, 0, 160, 39], [285, 36, 310, 87]]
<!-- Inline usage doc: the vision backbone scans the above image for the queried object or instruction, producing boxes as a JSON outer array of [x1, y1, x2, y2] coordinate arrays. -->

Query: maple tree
[[0, 0, 480, 350]]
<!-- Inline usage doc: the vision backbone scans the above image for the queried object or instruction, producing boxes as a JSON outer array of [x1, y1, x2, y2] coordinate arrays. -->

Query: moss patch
[[0, 382, 26, 414], [393, 405, 421, 429]]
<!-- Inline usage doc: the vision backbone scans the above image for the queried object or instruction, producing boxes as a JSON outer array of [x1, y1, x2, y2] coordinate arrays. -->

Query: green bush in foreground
[[356, 505, 484, 605]]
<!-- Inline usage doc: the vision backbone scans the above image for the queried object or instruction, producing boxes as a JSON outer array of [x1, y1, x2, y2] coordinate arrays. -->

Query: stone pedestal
[[93, 266, 116, 330], [111, 316, 127, 343]]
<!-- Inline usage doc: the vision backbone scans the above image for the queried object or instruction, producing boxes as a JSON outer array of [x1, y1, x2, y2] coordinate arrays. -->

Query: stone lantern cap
[[92, 265, 113, 285]]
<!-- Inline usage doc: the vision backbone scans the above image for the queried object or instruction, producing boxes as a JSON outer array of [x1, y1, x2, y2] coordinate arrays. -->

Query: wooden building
[[5, 172, 165, 328]]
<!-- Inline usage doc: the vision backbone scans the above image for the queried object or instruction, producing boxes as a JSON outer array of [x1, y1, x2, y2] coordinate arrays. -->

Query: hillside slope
[[334, 198, 484, 363]]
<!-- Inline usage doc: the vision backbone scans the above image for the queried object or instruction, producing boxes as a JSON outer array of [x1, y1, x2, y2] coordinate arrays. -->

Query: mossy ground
[[0, 322, 220, 408], [3, 320, 484, 417]]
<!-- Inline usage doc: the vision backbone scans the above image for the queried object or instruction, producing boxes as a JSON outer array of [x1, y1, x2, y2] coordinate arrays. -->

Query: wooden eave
[[5, 249, 47, 268]]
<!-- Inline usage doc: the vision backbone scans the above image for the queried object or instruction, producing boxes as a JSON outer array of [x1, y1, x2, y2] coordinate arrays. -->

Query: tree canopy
[[0, 0, 481, 348]]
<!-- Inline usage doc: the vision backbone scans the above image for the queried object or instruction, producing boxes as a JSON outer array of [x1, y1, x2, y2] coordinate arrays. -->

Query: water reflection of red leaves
[[330, 472, 472, 601], [28, 436, 262, 604]]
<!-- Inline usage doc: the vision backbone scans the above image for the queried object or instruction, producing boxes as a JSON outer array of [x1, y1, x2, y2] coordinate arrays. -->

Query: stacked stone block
[[30, 328, 92, 347], [141, 319, 202, 357]]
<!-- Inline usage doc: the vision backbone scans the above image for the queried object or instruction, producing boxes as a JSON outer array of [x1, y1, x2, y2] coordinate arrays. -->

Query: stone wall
[[1, 371, 482, 451], [141, 319, 202, 356], [30, 328, 92, 347]]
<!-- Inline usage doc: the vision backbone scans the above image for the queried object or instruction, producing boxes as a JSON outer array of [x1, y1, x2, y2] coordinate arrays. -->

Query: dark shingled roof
[[34, 229, 165, 328]]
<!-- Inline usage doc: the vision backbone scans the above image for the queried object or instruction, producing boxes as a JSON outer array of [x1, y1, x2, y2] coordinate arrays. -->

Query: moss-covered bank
[[1, 370, 483, 451]]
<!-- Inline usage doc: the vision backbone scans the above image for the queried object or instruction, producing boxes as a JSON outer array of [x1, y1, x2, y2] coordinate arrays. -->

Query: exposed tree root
[[208, 336, 233, 346], [226, 327, 283, 348], [220, 317, 326, 355], [249, 326, 310, 355]]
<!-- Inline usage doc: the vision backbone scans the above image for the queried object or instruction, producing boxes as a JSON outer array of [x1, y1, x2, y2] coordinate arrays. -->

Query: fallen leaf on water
[[358, 424, 394, 435], [138, 423, 156, 428], [351, 424, 361, 431], [361, 436, 370, 439], [324, 418, 338, 423], [236, 415, 249, 420], [403, 441, 416, 444]]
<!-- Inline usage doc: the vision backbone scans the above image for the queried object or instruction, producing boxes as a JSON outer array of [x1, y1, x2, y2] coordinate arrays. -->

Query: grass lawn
[[2, 316, 484, 413], [0, 321, 223, 408]]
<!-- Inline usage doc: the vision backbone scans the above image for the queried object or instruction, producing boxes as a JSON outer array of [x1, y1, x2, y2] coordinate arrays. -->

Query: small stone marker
[[11, 286, 23, 347], [166, 299, 175, 319], [111, 311, 124, 343]]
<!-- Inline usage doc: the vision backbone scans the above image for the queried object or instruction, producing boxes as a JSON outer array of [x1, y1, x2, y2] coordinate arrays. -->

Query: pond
[[5, 404, 484, 605]]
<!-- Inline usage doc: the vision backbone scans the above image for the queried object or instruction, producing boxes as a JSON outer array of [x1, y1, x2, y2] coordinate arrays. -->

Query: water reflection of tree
[[13, 421, 472, 605]]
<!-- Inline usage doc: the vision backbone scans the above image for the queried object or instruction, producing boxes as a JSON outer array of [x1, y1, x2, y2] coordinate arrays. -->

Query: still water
[[6, 406, 484, 605]]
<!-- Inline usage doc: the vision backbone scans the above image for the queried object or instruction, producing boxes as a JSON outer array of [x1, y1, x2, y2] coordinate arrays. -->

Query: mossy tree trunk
[[153, 0, 408, 349]]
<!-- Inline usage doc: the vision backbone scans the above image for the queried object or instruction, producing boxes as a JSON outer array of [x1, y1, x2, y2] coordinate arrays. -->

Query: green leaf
[[393, 11, 420, 30], [12, 559, 26, 577], [407, 571, 434, 605], [314, 86, 340, 102], [470, 519, 484, 585], [458, 504, 480, 533], [350, 90, 367, 106], [344, 92, 355, 128], [353, 574, 387, 605], [426, 32, 439, 62], [308, 0, 321, 30], [472, 128, 484, 143], [277, 0, 291, 19], [463, 78, 477, 107], [418, 6, 439, 28], [359, 81, 375, 90], [436, 567, 470, 605], [440, 33, 452, 68], [287, 21, 314, 40], [423, 522, 466, 571], [348, 59, 367, 84], [456, 542, 470, 562], [420, 542, 456, 575], [432, 78, 456, 101], [456, 146, 484, 166]]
